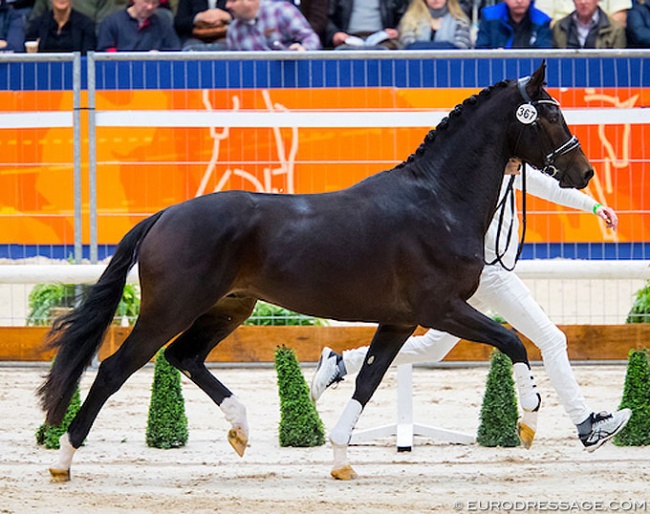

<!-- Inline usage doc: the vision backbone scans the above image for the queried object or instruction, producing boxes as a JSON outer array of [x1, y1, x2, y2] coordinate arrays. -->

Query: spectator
[[97, 0, 181, 50], [626, 0, 650, 46], [28, 0, 128, 31], [326, 0, 408, 49], [0, 1, 25, 52], [225, 0, 321, 50], [7, 0, 35, 27], [536, 0, 631, 27], [399, 0, 471, 49], [295, 0, 328, 46], [174, 0, 230, 50], [475, 0, 553, 48], [26, 0, 96, 54], [553, 0, 626, 47]]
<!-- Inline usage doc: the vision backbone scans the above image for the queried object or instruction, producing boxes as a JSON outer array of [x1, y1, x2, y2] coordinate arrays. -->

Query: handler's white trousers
[[342, 264, 591, 425]]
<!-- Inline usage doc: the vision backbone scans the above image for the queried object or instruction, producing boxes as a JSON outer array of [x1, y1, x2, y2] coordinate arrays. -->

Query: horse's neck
[[426, 125, 511, 233]]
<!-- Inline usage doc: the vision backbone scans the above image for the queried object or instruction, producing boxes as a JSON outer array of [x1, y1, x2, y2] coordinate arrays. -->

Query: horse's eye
[[544, 109, 560, 124]]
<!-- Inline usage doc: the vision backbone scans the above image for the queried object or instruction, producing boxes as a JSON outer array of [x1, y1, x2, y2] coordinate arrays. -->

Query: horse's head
[[508, 62, 594, 189]]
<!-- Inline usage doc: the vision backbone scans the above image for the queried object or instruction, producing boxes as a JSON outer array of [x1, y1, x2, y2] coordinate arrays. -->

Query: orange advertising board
[[1, 73, 648, 258]]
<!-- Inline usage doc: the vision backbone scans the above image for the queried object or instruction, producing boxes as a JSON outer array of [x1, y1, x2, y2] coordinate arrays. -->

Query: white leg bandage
[[220, 395, 249, 434], [330, 399, 362, 447], [330, 399, 363, 471], [53, 433, 76, 471], [513, 362, 541, 412]]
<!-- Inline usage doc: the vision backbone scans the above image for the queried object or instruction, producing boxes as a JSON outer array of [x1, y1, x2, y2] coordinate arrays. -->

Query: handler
[[310, 161, 631, 452]]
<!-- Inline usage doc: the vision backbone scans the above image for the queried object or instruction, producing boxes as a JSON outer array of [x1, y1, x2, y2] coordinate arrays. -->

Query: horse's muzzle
[[560, 167, 594, 189]]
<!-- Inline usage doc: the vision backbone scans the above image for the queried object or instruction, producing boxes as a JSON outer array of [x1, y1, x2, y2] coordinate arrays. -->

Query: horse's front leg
[[330, 324, 416, 480], [430, 300, 541, 448]]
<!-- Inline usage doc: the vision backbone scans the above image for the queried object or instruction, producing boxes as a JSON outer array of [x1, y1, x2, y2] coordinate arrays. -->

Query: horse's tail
[[38, 210, 165, 425]]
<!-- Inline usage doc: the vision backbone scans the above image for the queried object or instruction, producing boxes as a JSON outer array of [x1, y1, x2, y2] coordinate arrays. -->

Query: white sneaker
[[309, 347, 345, 403], [579, 408, 632, 452]]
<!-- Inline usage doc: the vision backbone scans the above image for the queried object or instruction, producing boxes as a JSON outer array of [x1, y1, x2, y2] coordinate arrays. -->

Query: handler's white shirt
[[483, 166, 597, 270]]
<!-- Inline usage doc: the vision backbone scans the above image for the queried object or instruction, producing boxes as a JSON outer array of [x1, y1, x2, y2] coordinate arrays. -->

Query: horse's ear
[[525, 60, 547, 99]]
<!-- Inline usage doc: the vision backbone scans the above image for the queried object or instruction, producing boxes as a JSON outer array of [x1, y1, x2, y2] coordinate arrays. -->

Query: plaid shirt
[[227, 0, 321, 50]]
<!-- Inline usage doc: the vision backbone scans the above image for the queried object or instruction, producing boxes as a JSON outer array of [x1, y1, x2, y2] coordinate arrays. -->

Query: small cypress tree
[[614, 348, 650, 446], [477, 349, 520, 447], [146, 349, 188, 449], [35, 385, 81, 449], [274, 345, 325, 447]]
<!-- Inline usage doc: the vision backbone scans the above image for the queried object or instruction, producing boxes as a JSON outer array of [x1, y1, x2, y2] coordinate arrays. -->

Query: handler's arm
[[515, 167, 617, 230]]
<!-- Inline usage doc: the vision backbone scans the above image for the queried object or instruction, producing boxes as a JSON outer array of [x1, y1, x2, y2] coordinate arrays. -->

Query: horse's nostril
[[585, 168, 594, 181]]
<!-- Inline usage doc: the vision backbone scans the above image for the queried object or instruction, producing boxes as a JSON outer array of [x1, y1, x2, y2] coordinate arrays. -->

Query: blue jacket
[[476, 2, 552, 49], [0, 6, 25, 53], [627, 0, 650, 48], [97, 8, 180, 51]]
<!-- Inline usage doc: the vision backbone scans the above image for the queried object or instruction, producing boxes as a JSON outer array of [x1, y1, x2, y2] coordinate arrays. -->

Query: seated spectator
[[26, 0, 96, 54], [0, 1, 25, 52], [7, 0, 35, 26], [225, 0, 321, 50], [399, 0, 471, 49], [326, 0, 408, 49], [174, 0, 230, 51], [97, 0, 181, 50], [155, 0, 176, 26], [536, 0, 631, 28], [627, 0, 650, 46], [476, 0, 553, 48], [294, 0, 328, 46], [553, 0, 626, 47], [28, 0, 128, 31]]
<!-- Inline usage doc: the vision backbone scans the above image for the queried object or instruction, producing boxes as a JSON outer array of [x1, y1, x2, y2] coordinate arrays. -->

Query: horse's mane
[[395, 80, 511, 170]]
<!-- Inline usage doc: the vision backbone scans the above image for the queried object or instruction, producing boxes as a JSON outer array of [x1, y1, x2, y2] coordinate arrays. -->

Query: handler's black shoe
[[579, 409, 632, 452], [309, 347, 345, 403]]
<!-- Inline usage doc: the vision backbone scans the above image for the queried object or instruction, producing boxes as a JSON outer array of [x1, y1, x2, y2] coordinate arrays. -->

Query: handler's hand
[[595, 205, 618, 230]]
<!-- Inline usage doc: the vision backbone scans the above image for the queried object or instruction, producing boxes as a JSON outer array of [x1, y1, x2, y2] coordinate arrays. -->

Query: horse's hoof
[[517, 421, 535, 449], [331, 464, 358, 480], [49, 468, 71, 482], [228, 427, 248, 457]]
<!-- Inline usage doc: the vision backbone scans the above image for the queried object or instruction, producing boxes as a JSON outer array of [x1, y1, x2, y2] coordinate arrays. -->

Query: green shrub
[[244, 301, 326, 326], [626, 280, 650, 323], [115, 284, 141, 323], [614, 349, 650, 446], [27, 283, 140, 326], [35, 385, 81, 449], [477, 349, 520, 447], [146, 349, 188, 449], [27, 284, 77, 326], [275, 345, 325, 447]]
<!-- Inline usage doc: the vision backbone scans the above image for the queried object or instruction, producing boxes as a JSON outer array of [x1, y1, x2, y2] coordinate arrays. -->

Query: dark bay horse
[[40, 62, 593, 482]]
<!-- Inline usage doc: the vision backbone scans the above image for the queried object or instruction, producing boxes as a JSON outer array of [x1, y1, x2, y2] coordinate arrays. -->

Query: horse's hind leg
[[164, 295, 256, 457], [50, 320, 186, 482], [330, 323, 416, 480]]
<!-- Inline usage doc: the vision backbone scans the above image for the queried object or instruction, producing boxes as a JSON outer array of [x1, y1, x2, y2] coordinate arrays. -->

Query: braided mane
[[396, 80, 510, 169]]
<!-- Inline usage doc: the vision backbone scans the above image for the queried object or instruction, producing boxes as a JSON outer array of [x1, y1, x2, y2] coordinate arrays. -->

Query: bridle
[[487, 76, 582, 271], [516, 76, 582, 181]]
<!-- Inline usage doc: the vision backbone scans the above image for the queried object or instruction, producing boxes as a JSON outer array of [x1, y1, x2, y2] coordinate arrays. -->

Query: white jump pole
[[350, 364, 475, 451], [0, 265, 139, 284], [0, 260, 647, 285]]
